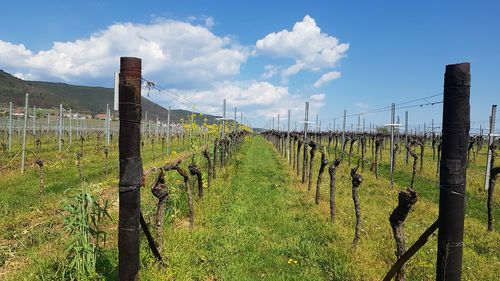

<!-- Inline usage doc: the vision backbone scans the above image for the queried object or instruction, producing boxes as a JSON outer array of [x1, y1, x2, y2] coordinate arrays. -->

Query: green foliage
[[61, 185, 111, 280]]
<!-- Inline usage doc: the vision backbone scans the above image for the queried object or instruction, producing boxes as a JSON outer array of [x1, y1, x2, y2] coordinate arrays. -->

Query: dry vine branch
[[488, 142, 498, 231], [351, 159, 363, 246], [389, 188, 418, 281], [307, 141, 317, 192], [406, 142, 419, 189], [297, 139, 303, 176], [188, 163, 203, 198], [202, 148, 212, 189], [302, 139, 308, 184], [328, 159, 341, 222], [150, 169, 168, 249], [315, 147, 328, 204]]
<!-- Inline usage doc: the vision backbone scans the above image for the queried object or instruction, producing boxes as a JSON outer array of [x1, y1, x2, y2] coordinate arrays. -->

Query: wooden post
[[118, 57, 142, 281], [436, 62, 470, 281]]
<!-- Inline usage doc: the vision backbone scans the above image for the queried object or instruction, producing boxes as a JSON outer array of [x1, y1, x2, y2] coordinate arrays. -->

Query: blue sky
[[0, 0, 498, 131]]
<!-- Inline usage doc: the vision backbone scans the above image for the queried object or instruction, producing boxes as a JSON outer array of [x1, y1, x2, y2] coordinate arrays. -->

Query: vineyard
[[0, 58, 498, 281]]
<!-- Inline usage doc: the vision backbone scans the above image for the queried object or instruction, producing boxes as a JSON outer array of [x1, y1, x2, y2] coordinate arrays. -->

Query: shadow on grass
[[96, 249, 118, 280]]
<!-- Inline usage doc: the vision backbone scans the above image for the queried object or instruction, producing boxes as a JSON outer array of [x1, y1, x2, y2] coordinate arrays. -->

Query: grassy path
[[147, 136, 349, 280]]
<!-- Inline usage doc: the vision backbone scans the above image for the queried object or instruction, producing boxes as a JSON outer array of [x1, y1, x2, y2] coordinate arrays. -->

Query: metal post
[[69, 109, 72, 144], [432, 119, 435, 136], [316, 114, 319, 132], [390, 103, 395, 188], [8, 102, 12, 151], [342, 109, 346, 151], [105, 104, 110, 147], [32, 106, 36, 136], [304, 102, 309, 140], [222, 99, 226, 138], [21, 94, 28, 173], [145, 111, 148, 136], [155, 117, 159, 140], [234, 107, 237, 132], [167, 106, 171, 155], [436, 62, 470, 281], [76, 113, 79, 139], [118, 57, 142, 280], [405, 111, 409, 165], [277, 114, 280, 132], [484, 105, 497, 190], [287, 109, 291, 162], [58, 104, 62, 151]]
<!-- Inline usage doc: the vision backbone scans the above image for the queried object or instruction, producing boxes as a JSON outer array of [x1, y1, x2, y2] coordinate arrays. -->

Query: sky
[[0, 0, 498, 132]]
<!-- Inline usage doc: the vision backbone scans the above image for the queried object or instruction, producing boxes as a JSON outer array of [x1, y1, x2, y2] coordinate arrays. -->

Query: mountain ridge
[[0, 70, 220, 123]]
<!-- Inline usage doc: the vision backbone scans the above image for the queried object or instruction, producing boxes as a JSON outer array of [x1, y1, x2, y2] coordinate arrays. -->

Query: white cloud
[[310, 93, 325, 103], [0, 16, 338, 127], [0, 19, 249, 84], [261, 64, 280, 79], [313, 71, 341, 88], [255, 15, 349, 83], [205, 17, 215, 29], [146, 80, 326, 122]]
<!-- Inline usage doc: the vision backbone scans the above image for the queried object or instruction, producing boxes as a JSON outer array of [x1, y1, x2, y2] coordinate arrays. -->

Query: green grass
[[0, 132, 194, 279], [139, 136, 349, 280], [291, 137, 500, 280], [1, 134, 498, 280]]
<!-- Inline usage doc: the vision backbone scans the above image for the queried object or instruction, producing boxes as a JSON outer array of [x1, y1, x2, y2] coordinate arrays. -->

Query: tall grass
[[61, 184, 110, 280]]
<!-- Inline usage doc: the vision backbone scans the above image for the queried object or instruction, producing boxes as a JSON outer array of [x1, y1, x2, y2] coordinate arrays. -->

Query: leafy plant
[[61, 185, 111, 280]]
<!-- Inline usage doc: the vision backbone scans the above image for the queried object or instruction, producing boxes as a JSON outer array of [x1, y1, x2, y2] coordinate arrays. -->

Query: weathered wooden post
[[436, 62, 470, 281], [118, 57, 142, 281]]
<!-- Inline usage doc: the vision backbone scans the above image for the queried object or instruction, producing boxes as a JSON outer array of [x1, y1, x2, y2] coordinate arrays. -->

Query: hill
[[0, 70, 220, 124]]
